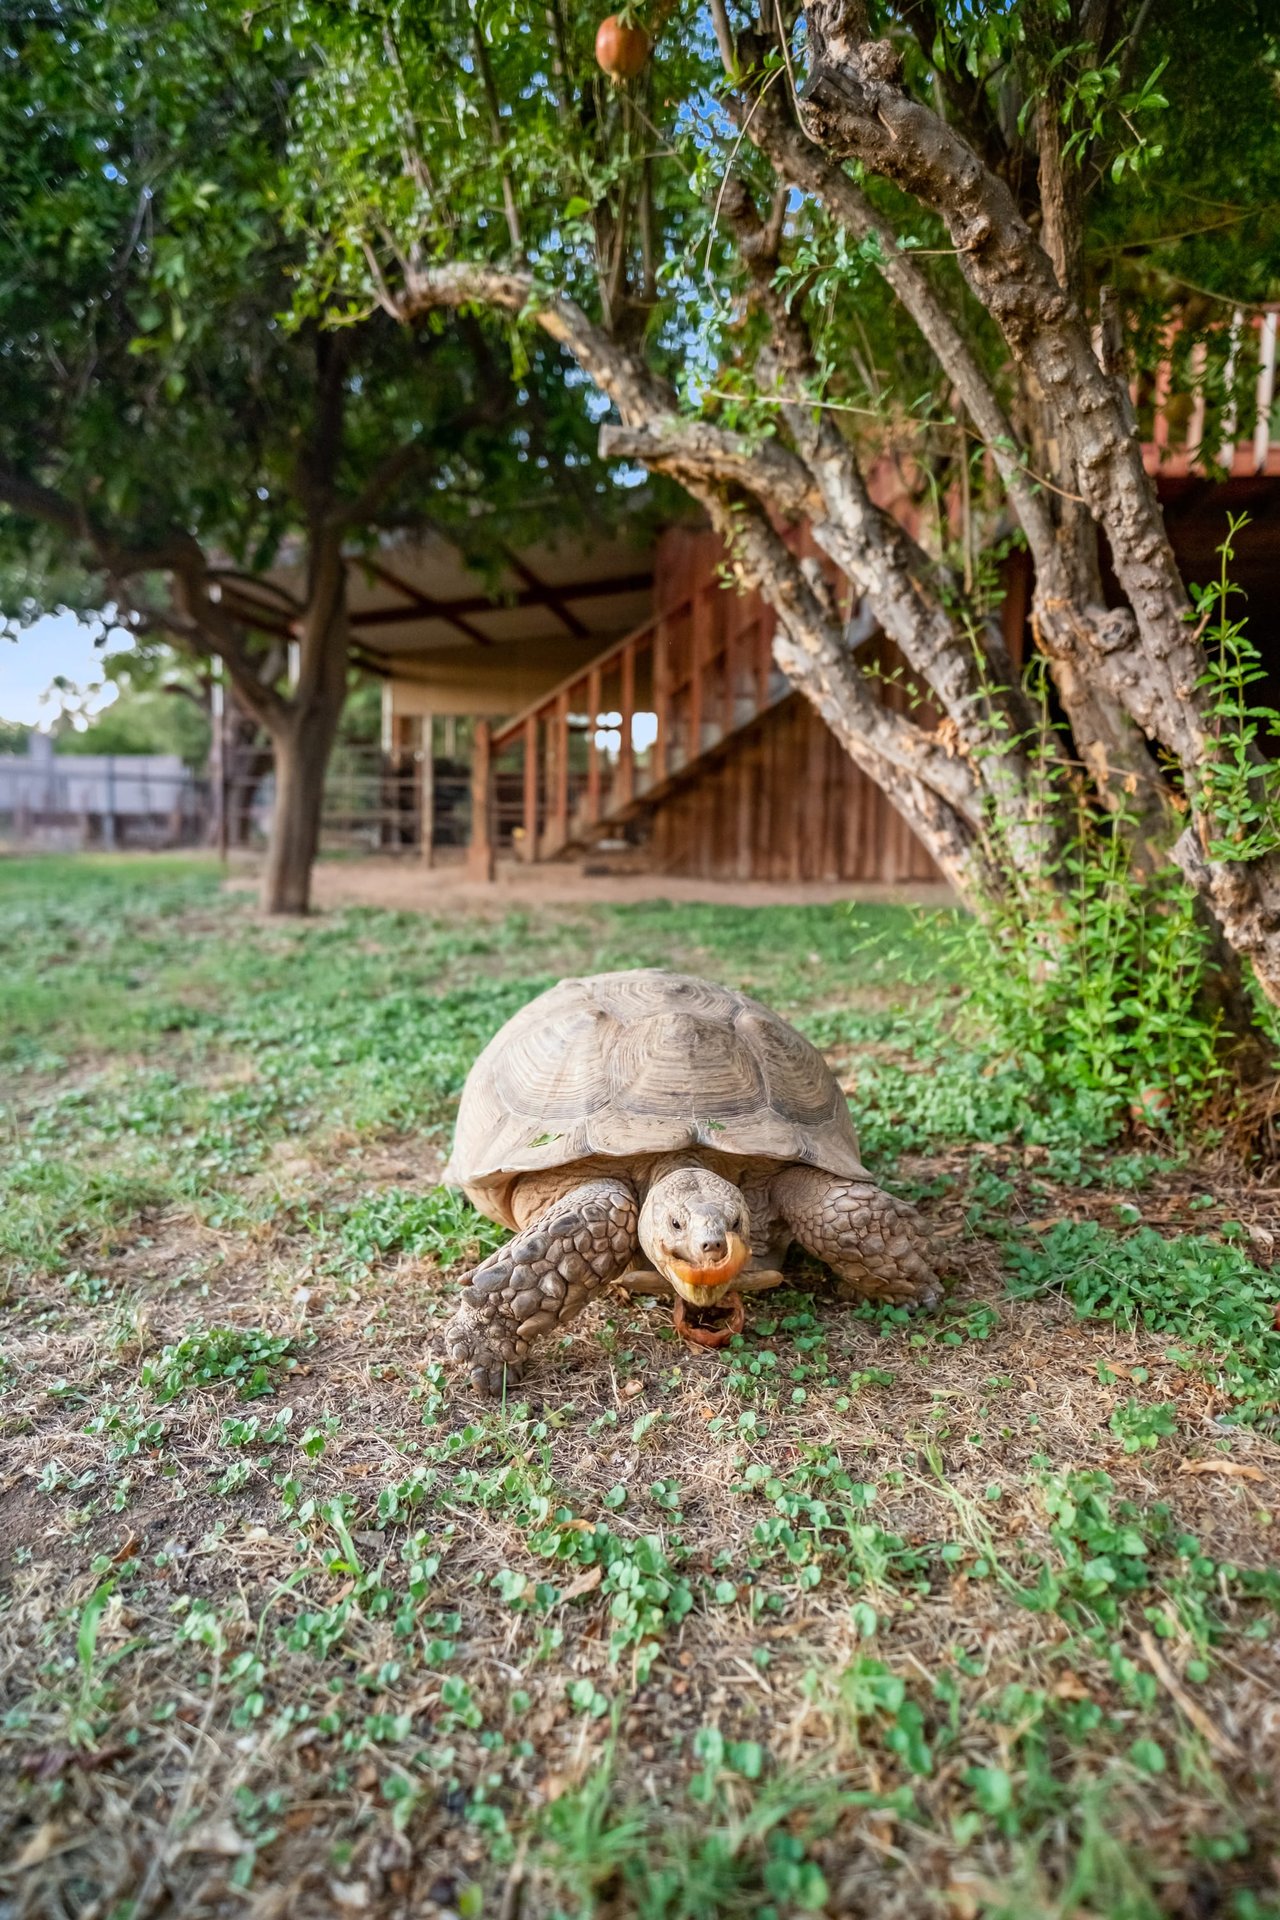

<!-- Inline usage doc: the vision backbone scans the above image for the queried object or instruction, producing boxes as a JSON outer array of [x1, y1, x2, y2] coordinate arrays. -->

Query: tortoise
[[442, 968, 940, 1393]]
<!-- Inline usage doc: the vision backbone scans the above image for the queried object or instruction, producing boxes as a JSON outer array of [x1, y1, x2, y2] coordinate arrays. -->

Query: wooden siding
[[646, 687, 941, 884], [460, 514, 1035, 889], [642, 523, 941, 884]]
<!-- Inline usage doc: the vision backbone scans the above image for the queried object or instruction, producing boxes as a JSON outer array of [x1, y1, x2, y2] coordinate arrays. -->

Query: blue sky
[[1, 614, 130, 729]]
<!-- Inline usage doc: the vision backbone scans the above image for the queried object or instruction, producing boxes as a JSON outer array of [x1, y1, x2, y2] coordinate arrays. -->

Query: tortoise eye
[[669, 1214, 685, 1232]]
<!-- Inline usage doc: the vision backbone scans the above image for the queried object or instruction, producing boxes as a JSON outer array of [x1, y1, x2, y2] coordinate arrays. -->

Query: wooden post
[[102, 754, 118, 851], [756, 607, 774, 711], [522, 713, 539, 860], [617, 638, 635, 809], [652, 616, 669, 784], [586, 664, 602, 824], [468, 719, 495, 882], [722, 595, 738, 735], [211, 663, 228, 864], [551, 690, 570, 850], [1150, 318, 1177, 465], [1254, 307, 1277, 475], [688, 588, 707, 762], [419, 715, 434, 867]]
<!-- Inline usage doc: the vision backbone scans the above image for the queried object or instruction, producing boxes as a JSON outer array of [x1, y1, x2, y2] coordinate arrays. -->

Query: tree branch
[[724, 45, 1059, 576], [391, 262, 676, 424], [717, 177, 1063, 879], [699, 485, 999, 895], [329, 439, 425, 532], [0, 463, 87, 542], [796, 4, 1202, 769], [598, 420, 819, 516]]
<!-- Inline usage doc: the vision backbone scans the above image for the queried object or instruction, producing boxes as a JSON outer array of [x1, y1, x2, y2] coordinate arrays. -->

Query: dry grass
[[2, 856, 1279, 1919]]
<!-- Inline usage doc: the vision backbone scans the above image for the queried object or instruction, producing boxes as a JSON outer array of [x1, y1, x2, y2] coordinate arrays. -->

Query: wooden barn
[[368, 509, 956, 887], [243, 306, 1280, 890]]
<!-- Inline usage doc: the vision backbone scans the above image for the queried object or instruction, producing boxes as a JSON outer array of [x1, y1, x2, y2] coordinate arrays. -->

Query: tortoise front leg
[[771, 1166, 941, 1308], [444, 1177, 640, 1395]]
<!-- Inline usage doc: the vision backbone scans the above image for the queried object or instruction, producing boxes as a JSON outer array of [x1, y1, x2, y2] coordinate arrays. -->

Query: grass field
[[2, 854, 1279, 1920]]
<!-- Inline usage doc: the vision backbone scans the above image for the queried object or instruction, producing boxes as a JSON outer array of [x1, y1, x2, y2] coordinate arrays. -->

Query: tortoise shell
[[445, 969, 867, 1226]]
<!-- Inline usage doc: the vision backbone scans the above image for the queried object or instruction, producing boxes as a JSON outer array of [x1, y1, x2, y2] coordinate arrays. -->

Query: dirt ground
[[2, 856, 1280, 1920], [237, 851, 959, 916]]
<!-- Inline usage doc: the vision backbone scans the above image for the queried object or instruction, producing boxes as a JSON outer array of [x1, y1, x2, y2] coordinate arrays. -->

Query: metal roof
[[221, 525, 655, 673]]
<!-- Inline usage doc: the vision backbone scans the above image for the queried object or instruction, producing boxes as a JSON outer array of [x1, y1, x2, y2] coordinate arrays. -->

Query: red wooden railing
[[466, 562, 790, 877], [1141, 304, 1279, 478]]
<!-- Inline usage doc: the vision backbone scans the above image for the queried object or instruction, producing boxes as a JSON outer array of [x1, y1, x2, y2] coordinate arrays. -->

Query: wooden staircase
[[466, 559, 790, 877]]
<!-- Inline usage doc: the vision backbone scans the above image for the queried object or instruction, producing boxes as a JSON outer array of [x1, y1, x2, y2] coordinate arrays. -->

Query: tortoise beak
[[667, 1233, 750, 1304]]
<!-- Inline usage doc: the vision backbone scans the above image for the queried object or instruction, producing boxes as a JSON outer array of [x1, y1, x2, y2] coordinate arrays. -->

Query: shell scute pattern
[[446, 969, 868, 1217]]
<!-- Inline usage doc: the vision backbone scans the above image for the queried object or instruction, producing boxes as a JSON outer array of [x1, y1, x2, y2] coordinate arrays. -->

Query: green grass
[[3, 855, 1280, 1920], [1006, 1221, 1280, 1426], [0, 855, 940, 1283]]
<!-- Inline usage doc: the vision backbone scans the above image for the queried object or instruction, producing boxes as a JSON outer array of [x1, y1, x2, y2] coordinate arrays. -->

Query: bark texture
[[794, 1, 1280, 1001]]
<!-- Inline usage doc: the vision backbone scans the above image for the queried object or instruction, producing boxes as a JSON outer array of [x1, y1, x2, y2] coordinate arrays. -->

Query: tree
[[0, 0, 617, 911], [53, 654, 212, 769], [277, 0, 1280, 1027]]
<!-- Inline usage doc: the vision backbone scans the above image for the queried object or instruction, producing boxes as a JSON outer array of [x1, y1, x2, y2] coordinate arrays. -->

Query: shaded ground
[[263, 849, 958, 915], [1, 853, 1279, 1920]]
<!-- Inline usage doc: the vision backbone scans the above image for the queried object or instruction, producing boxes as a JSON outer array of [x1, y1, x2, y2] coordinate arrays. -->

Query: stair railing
[[467, 562, 785, 874]]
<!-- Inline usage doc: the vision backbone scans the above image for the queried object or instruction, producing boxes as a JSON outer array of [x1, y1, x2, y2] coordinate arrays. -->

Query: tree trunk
[[227, 719, 272, 847], [259, 692, 344, 915]]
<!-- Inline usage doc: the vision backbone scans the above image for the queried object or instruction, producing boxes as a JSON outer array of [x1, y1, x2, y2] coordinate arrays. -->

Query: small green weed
[[733, 1450, 930, 1605], [331, 1184, 507, 1273], [1006, 1221, 1280, 1424], [141, 1326, 297, 1403], [1195, 513, 1280, 863], [1109, 1397, 1178, 1453], [534, 1729, 863, 1919]]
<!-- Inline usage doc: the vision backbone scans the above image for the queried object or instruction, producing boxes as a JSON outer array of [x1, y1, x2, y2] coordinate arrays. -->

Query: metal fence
[[0, 748, 208, 850], [0, 740, 470, 858]]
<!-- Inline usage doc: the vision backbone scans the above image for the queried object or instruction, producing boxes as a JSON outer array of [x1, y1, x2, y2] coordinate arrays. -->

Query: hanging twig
[[469, 7, 523, 255]]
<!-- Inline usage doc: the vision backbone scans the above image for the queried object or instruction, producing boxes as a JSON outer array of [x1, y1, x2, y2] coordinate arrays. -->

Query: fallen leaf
[[1178, 1458, 1267, 1484], [1244, 1222, 1275, 1262], [19, 1745, 125, 1782], [329, 1880, 370, 1909], [559, 1565, 603, 1603], [12, 1822, 62, 1870], [180, 1819, 246, 1858]]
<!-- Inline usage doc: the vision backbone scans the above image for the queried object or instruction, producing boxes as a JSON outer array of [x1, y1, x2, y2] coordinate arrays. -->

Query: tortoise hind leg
[[771, 1166, 941, 1308], [444, 1177, 640, 1395]]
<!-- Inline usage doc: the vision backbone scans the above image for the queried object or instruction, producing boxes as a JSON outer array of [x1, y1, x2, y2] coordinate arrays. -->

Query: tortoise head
[[639, 1166, 750, 1305]]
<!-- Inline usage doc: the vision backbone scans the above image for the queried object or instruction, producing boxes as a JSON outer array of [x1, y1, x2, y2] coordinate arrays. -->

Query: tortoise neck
[[643, 1150, 714, 1191]]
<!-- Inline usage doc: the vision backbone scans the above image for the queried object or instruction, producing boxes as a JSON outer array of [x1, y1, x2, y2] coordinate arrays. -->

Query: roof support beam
[[496, 542, 590, 638], [349, 568, 653, 631], [358, 556, 494, 647]]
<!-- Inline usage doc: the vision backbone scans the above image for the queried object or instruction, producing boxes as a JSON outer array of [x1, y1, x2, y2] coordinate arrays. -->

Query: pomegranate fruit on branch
[[595, 11, 650, 80]]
